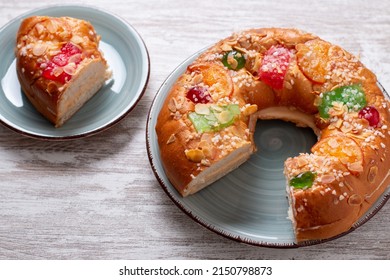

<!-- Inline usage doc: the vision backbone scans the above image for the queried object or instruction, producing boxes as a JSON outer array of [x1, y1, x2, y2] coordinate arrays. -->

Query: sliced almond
[[285, 81, 293, 90], [233, 46, 248, 54], [60, 30, 71, 40], [341, 122, 353, 133], [192, 74, 203, 85], [251, 53, 263, 73], [198, 140, 209, 149], [68, 53, 82, 64], [328, 138, 339, 148], [32, 44, 47, 56], [35, 23, 45, 35], [348, 194, 362, 205], [71, 35, 84, 44], [221, 42, 232, 52], [46, 20, 58, 33], [210, 104, 223, 112], [174, 96, 185, 111], [334, 118, 343, 129], [52, 66, 63, 77], [320, 174, 335, 184], [216, 110, 232, 124], [227, 54, 238, 69], [313, 96, 322, 106], [367, 166, 378, 183], [47, 82, 58, 94], [166, 134, 176, 144], [297, 157, 308, 168], [195, 104, 210, 115], [168, 99, 176, 112], [63, 63, 77, 75], [348, 162, 363, 173]]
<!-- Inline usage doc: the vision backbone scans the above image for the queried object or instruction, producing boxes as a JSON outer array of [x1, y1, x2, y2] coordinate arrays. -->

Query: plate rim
[[0, 4, 150, 141], [146, 48, 390, 248]]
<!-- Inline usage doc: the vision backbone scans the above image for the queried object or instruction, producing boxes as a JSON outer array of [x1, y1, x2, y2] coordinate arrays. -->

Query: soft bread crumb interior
[[285, 167, 297, 237], [183, 143, 253, 197], [250, 107, 321, 137], [56, 59, 108, 127]]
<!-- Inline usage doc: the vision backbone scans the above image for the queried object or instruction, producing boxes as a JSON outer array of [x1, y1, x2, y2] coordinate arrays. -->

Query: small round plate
[[0, 5, 150, 140], [146, 50, 390, 248]]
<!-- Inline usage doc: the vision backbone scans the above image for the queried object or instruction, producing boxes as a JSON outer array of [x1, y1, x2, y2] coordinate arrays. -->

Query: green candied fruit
[[222, 50, 246, 70], [318, 84, 367, 119], [188, 104, 240, 133], [289, 171, 316, 189]]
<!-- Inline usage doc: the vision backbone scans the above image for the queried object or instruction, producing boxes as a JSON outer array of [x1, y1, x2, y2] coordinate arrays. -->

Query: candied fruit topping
[[188, 63, 233, 99], [188, 104, 240, 133], [312, 135, 363, 175], [318, 84, 367, 119], [358, 106, 380, 127], [222, 50, 246, 71], [259, 45, 291, 90], [41, 42, 82, 84], [289, 171, 316, 189], [296, 40, 330, 84], [186, 86, 212, 104]]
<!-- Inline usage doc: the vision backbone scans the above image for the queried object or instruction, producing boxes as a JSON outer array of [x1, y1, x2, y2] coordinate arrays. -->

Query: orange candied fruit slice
[[296, 39, 330, 84], [312, 135, 363, 174], [188, 63, 233, 99]]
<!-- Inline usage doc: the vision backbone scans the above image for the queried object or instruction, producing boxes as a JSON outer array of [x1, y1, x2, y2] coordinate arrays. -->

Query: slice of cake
[[15, 16, 111, 127]]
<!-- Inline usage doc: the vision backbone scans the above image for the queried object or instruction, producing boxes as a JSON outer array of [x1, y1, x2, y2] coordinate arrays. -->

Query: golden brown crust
[[156, 27, 390, 241], [15, 16, 108, 126]]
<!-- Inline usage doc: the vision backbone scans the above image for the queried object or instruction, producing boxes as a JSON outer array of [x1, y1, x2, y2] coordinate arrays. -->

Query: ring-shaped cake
[[155, 28, 390, 242]]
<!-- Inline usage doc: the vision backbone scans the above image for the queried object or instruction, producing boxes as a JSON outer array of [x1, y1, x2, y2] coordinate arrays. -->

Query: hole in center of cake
[[252, 119, 317, 167]]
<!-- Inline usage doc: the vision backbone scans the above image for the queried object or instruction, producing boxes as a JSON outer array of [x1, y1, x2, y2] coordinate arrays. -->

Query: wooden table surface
[[0, 0, 389, 260]]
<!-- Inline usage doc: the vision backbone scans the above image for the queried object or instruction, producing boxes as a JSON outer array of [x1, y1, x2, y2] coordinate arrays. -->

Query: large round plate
[[0, 5, 149, 140], [146, 50, 390, 247]]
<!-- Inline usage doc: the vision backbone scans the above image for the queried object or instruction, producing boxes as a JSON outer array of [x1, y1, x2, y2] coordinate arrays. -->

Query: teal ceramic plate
[[0, 5, 149, 140], [146, 50, 390, 247]]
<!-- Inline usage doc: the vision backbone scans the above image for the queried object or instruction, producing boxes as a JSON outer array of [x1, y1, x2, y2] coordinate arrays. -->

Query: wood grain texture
[[0, 0, 389, 259]]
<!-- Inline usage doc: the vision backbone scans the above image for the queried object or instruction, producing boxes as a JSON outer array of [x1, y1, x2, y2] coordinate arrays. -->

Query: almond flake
[[68, 53, 82, 64], [216, 110, 231, 124], [71, 35, 84, 44], [63, 63, 77, 75], [166, 134, 176, 144], [195, 104, 210, 115], [328, 138, 339, 148], [348, 162, 363, 173], [46, 20, 58, 33], [321, 174, 335, 184], [32, 44, 47, 56], [52, 67, 63, 77]]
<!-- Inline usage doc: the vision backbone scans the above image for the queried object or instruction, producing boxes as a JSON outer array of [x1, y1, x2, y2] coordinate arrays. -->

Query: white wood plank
[[0, 0, 389, 259]]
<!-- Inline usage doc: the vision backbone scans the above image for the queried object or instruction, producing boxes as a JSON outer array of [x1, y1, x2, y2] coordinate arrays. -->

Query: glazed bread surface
[[16, 16, 110, 127]]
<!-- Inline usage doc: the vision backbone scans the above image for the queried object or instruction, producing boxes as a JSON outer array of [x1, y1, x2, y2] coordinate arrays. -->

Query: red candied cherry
[[358, 106, 380, 127], [259, 45, 292, 90], [41, 42, 83, 84], [41, 61, 71, 84], [61, 42, 82, 56], [186, 86, 212, 104]]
